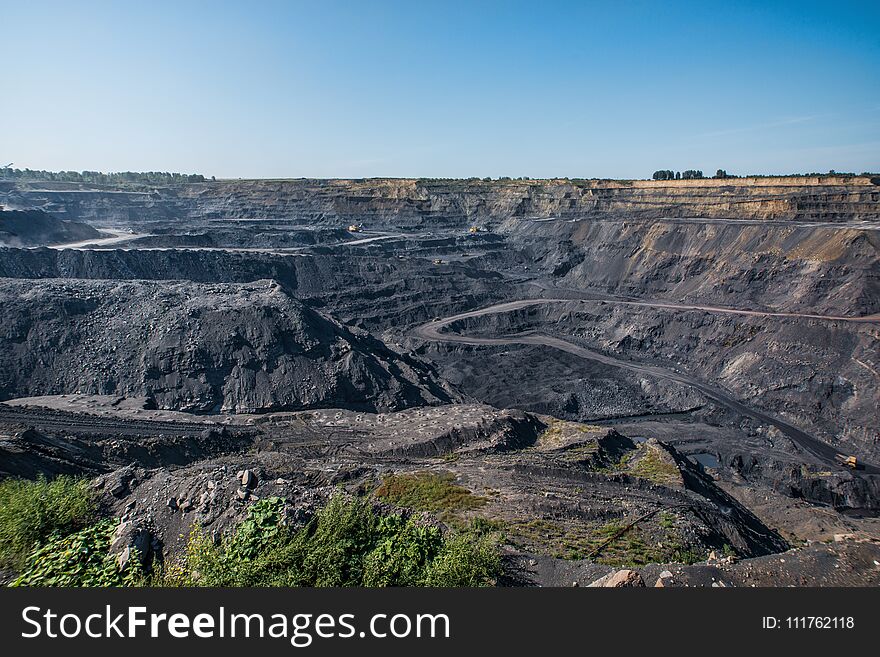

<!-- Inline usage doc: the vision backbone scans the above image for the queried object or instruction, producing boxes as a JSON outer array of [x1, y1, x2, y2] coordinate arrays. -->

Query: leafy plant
[[11, 519, 144, 587]]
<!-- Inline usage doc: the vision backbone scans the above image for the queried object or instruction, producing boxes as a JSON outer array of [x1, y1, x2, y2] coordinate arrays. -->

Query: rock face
[[504, 216, 880, 316], [0, 208, 101, 246], [0, 278, 456, 413], [427, 284, 878, 465]]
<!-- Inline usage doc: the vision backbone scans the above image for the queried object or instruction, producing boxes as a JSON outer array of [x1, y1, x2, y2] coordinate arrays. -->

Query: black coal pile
[[0, 208, 101, 246], [0, 278, 457, 413]]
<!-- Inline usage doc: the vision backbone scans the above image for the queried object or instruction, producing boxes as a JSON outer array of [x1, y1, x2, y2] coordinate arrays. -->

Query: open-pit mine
[[1, 174, 878, 586]]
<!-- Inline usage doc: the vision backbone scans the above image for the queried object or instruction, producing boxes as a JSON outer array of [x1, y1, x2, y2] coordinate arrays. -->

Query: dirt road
[[43, 228, 152, 249]]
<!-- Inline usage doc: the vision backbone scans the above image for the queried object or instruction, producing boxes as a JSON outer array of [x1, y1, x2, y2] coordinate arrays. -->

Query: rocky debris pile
[[514, 537, 880, 587], [43, 402, 786, 572], [109, 518, 160, 571], [0, 278, 458, 413], [470, 426, 790, 559], [0, 208, 100, 247], [94, 453, 337, 556]]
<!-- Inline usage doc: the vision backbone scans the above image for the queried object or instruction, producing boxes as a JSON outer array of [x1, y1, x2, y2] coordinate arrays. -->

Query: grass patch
[[626, 450, 682, 487], [0, 475, 96, 570], [505, 518, 594, 559], [587, 522, 701, 566], [536, 420, 601, 450], [557, 444, 601, 464], [659, 511, 677, 529], [163, 495, 500, 587], [372, 471, 487, 522], [7, 489, 501, 588], [503, 516, 704, 566]]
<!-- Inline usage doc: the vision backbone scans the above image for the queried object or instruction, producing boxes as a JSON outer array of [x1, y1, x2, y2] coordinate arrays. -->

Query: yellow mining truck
[[347, 224, 362, 233], [836, 454, 858, 469]]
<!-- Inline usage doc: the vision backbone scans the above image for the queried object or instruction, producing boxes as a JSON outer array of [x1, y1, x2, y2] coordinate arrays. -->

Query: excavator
[[347, 224, 362, 233]]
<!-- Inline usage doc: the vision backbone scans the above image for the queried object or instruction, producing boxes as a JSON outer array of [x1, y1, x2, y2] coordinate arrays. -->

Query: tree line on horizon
[[0, 167, 875, 185], [652, 168, 876, 181], [652, 169, 709, 180], [0, 168, 209, 185]]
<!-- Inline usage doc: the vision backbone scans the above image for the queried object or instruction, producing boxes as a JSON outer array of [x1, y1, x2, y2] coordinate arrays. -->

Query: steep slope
[[505, 217, 880, 316]]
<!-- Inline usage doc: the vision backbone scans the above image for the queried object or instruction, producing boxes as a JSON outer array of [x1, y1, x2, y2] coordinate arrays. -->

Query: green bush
[[362, 516, 444, 586], [11, 519, 144, 587], [422, 533, 502, 586], [178, 495, 500, 587], [0, 475, 96, 569]]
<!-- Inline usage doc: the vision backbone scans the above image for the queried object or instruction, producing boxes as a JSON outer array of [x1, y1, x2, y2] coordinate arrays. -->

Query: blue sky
[[2, 0, 879, 178]]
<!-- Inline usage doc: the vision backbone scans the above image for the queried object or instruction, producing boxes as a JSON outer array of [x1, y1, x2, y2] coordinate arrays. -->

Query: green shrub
[[179, 495, 500, 587], [0, 475, 96, 569], [11, 519, 144, 587], [293, 495, 383, 586], [422, 533, 501, 586], [362, 516, 444, 586]]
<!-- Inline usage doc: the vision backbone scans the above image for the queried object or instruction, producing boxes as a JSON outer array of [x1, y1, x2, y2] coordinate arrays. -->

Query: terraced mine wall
[[506, 217, 879, 316], [3, 176, 878, 227]]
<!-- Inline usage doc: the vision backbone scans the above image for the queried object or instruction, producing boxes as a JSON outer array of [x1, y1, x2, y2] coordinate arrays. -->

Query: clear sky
[[2, 0, 879, 179]]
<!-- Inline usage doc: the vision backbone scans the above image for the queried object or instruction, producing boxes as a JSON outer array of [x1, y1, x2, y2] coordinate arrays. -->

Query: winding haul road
[[522, 281, 880, 324], [414, 298, 880, 474]]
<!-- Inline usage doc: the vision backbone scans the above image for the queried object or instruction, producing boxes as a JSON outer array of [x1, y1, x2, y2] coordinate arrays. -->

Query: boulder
[[109, 519, 154, 571], [587, 569, 645, 587], [654, 569, 674, 587], [240, 469, 257, 488]]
